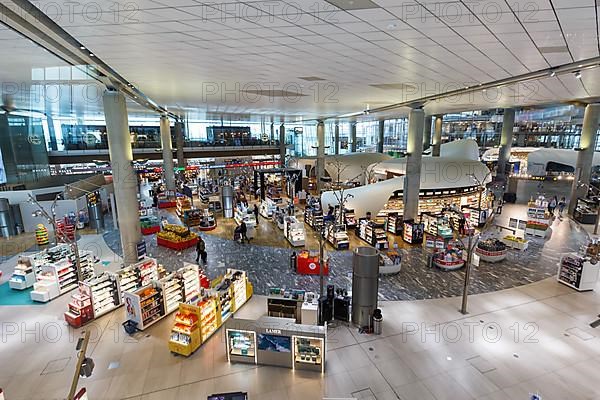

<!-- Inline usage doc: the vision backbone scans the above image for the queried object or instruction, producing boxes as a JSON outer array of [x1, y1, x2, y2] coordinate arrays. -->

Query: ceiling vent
[[298, 76, 327, 81], [369, 83, 417, 91], [241, 89, 307, 98], [539, 46, 569, 54]]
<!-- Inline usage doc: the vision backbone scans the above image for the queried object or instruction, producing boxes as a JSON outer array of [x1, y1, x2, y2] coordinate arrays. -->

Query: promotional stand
[[284, 216, 305, 247], [475, 239, 508, 263], [157, 224, 199, 250], [295, 250, 329, 275], [140, 215, 160, 235], [558, 253, 600, 291]]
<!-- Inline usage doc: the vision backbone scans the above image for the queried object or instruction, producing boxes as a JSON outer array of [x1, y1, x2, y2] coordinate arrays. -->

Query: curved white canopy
[[527, 148, 600, 176], [324, 153, 392, 184], [428, 138, 480, 160], [323, 158, 491, 217]]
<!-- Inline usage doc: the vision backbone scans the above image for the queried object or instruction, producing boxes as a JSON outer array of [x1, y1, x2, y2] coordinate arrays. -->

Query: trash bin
[[372, 308, 382, 335]]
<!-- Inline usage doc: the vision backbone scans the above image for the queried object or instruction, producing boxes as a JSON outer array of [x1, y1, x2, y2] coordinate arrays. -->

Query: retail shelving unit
[[573, 198, 598, 224], [30, 260, 78, 302], [344, 209, 357, 228], [8, 257, 36, 290], [115, 257, 159, 300], [475, 239, 508, 263], [326, 224, 349, 250], [234, 206, 257, 228], [402, 220, 424, 244], [357, 219, 388, 250], [176, 197, 193, 218], [284, 216, 305, 247], [557, 254, 600, 291], [386, 212, 403, 235], [260, 198, 278, 218], [421, 213, 453, 239], [525, 201, 551, 237], [501, 235, 529, 250], [124, 283, 165, 330], [304, 207, 323, 231], [64, 272, 121, 327], [169, 268, 253, 356]]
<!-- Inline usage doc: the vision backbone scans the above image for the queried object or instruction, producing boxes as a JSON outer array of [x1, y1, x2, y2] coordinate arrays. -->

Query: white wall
[[19, 200, 79, 233]]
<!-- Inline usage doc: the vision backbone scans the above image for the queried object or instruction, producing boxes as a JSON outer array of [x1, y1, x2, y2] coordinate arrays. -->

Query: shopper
[[196, 236, 207, 265], [253, 203, 259, 225], [548, 196, 557, 214], [240, 220, 249, 243], [558, 197, 567, 216]]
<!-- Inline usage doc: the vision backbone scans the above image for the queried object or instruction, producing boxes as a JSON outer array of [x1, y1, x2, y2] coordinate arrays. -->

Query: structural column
[[569, 104, 600, 214], [403, 109, 425, 221], [175, 121, 186, 169], [350, 122, 357, 152], [160, 116, 176, 192], [102, 90, 142, 265], [316, 120, 325, 194], [423, 116, 432, 151], [377, 119, 385, 153], [334, 123, 340, 155], [497, 108, 515, 178], [279, 123, 286, 167], [432, 115, 443, 156], [270, 123, 275, 143]]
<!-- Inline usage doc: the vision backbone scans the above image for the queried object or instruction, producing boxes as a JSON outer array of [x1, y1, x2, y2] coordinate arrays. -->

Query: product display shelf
[[475, 239, 508, 263], [176, 197, 193, 218], [227, 330, 256, 360], [157, 225, 199, 250], [35, 224, 49, 245], [357, 220, 388, 249], [557, 254, 600, 291], [78, 251, 95, 282], [183, 209, 202, 227], [284, 216, 305, 247], [403, 220, 424, 244], [433, 251, 465, 271], [260, 198, 278, 218], [197, 210, 216, 231], [88, 273, 121, 318], [501, 235, 529, 251], [161, 273, 184, 315], [64, 290, 94, 328], [326, 225, 350, 250], [123, 284, 165, 330], [116, 257, 159, 300], [294, 336, 324, 368], [181, 265, 201, 303], [9, 257, 36, 290], [296, 250, 329, 275], [140, 215, 160, 235], [234, 206, 257, 228], [304, 208, 323, 231], [386, 212, 403, 235], [169, 303, 202, 356], [344, 209, 357, 228]]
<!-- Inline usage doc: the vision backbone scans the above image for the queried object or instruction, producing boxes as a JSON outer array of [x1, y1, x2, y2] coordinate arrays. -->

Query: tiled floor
[[0, 276, 599, 399]]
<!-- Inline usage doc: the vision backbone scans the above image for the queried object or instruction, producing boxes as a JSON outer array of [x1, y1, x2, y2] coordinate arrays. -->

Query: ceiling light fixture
[[89, 53, 95, 57], [574, 70, 582, 79], [387, 23, 397, 30], [79, 45, 85, 50], [549, 71, 556, 77]]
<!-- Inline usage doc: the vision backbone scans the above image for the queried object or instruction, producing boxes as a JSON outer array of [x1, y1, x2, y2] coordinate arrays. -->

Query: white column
[[403, 109, 425, 221], [102, 90, 142, 265], [569, 104, 600, 214], [497, 109, 515, 178], [316, 120, 325, 193], [160, 116, 176, 192], [432, 115, 443, 156]]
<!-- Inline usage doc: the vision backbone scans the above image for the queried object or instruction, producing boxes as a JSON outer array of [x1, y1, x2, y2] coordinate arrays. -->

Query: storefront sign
[[266, 328, 282, 334], [136, 241, 147, 260]]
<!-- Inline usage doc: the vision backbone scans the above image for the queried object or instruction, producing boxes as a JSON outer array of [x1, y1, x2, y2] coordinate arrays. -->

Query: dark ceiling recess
[[324, 0, 380, 10], [369, 83, 418, 91], [298, 77, 327, 81], [241, 89, 307, 98], [538, 46, 570, 54]]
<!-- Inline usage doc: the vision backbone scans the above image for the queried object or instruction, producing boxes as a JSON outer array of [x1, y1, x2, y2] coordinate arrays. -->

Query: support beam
[[102, 90, 142, 265], [423, 116, 432, 151], [270, 123, 275, 143], [403, 109, 425, 221], [350, 122, 357, 152], [377, 119, 385, 153], [160, 116, 176, 192], [432, 115, 443, 156], [279, 123, 285, 167], [316, 120, 325, 194], [497, 108, 515, 178], [569, 104, 600, 214], [334, 123, 340, 155], [175, 121, 185, 169]]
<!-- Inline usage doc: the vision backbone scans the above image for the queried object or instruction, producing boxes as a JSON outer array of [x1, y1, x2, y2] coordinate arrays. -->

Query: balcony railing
[[59, 138, 280, 151]]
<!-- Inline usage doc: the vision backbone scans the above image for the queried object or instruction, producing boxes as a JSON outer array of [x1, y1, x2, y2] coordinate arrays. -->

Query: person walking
[[240, 220, 249, 243], [558, 196, 567, 217], [195, 235, 207, 265], [548, 196, 558, 214], [253, 203, 259, 225]]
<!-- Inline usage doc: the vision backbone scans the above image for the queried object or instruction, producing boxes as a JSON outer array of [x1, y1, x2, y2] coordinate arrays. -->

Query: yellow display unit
[[169, 303, 202, 356]]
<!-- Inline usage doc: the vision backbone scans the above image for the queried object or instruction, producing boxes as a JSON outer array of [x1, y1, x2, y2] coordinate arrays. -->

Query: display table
[[557, 254, 600, 291], [301, 301, 318, 325], [140, 216, 160, 235], [296, 251, 329, 275], [434, 258, 465, 271], [158, 200, 176, 209], [379, 251, 401, 275]]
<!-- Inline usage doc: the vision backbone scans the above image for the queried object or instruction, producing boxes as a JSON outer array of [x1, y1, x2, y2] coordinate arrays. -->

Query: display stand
[[557, 254, 600, 291], [260, 198, 278, 218], [140, 215, 160, 235], [501, 235, 529, 250], [462, 206, 489, 227], [157, 224, 199, 250], [169, 268, 253, 356], [296, 250, 329, 275], [421, 213, 454, 239], [198, 210, 216, 231], [475, 239, 508, 262], [30, 261, 78, 302], [357, 219, 388, 249], [326, 224, 349, 250], [123, 283, 166, 330], [115, 257, 160, 299], [158, 191, 177, 208], [402, 220, 424, 244], [182, 209, 202, 227], [8, 257, 36, 290], [433, 253, 465, 271], [235, 205, 257, 228], [284, 216, 305, 247], [176, 197, 193, 218], [304, 207, 323, 231], [35, 224, 49, 245], [64, 272, 121, 327], [379, 251, 401, 275], [386, 212, 403, 235], [225, 316, 326, 372], [573, 198, 598, 224]]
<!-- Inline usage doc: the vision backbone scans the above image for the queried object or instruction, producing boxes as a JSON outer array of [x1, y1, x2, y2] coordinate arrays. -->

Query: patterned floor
[[102, 202, 588, 301]]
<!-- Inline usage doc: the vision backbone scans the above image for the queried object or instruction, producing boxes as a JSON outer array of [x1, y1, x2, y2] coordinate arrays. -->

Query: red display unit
[[157, 236, 199, 251], [296, 251, 329, 275], [141, 226, 161, 235], [158, 200, 177, 209]]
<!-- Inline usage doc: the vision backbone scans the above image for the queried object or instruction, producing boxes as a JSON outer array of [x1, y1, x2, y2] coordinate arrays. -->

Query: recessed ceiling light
[[578, 64, 583, 68], [80, 45, 85, 50], [550, 71, 556, 77], [482, 89, 487, 93], [89, 53, 95, 57], [574, 71, 582, 79], [387, 23, 397, 30]]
